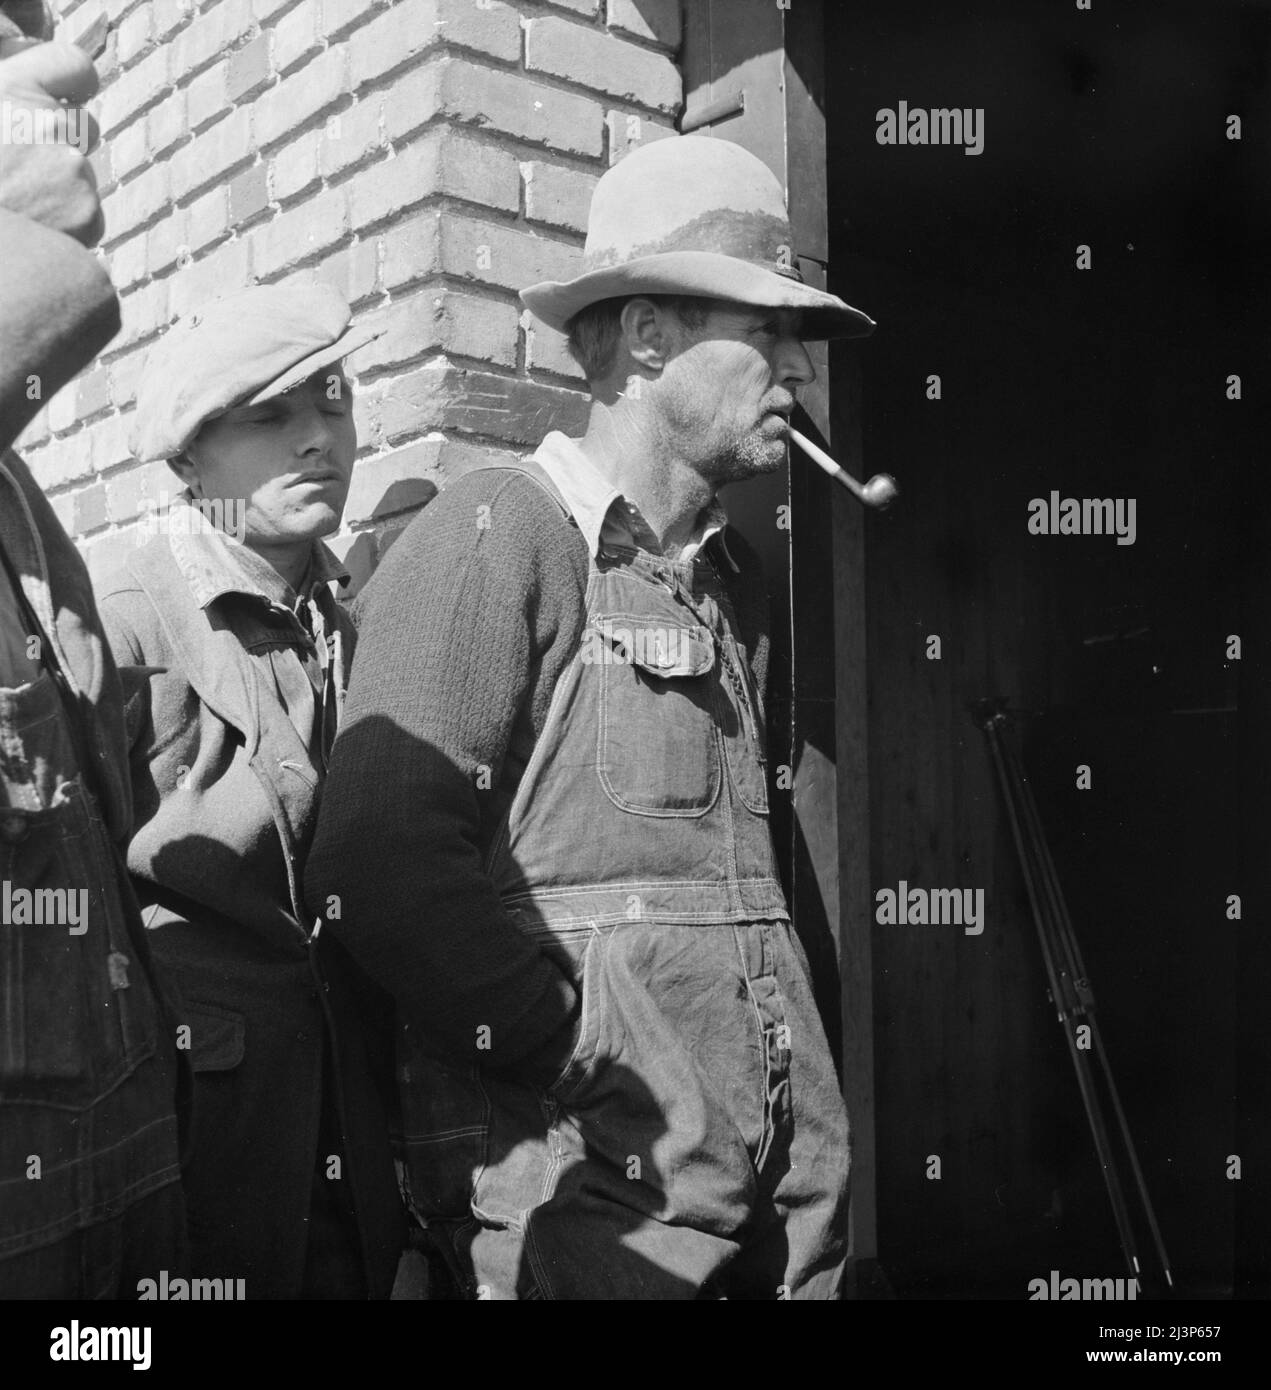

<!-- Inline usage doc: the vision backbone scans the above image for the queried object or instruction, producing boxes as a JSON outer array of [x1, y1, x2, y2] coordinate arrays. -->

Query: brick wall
[[18, 0, 684, 595]]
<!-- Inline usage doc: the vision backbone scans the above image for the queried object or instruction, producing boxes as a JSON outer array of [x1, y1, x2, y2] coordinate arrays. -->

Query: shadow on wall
[[336, 475, 439, 602]]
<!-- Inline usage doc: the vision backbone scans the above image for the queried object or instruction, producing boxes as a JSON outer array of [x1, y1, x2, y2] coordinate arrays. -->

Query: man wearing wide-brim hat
[[308, 136, 873, 1299], [97, 280, 404, 1299]]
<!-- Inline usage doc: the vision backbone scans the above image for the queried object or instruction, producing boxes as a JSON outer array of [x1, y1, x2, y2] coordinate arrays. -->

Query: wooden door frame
[[679, 0, 879, 1283]]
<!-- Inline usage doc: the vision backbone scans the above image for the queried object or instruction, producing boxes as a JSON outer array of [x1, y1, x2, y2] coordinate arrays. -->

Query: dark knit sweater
[[305, 464, 771, 1079]]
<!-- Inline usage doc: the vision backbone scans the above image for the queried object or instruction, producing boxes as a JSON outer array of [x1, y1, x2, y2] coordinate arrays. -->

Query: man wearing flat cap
[[97, 280, 404, 1299], [308, 136, 873, 1299]]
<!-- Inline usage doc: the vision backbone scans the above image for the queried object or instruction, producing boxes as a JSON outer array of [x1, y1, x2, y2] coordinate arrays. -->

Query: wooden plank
[[683, 0, 875, 1280], [683, 3, 795, 893], [829, 346, 878, 1268], [785, 0, 858, 1149]]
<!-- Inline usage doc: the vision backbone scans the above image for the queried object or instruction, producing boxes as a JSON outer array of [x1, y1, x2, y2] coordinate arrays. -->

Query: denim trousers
[[402, 494, 850, 1299], [0, 1178, 186, 1299]]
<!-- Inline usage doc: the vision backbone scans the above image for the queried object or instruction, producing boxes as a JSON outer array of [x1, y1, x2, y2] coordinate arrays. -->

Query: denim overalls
[[405, 461, 850, 1300], [0, 450, 183, 1289]]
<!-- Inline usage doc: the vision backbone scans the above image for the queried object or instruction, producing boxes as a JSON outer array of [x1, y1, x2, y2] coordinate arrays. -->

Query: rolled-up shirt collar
[[531, 431, 737, 570], [166, 490, 348, 611]]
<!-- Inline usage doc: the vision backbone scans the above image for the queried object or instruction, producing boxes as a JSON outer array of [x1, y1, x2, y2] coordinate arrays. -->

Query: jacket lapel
[[128, 539, 260, 750], [125, 539, 323, 927]]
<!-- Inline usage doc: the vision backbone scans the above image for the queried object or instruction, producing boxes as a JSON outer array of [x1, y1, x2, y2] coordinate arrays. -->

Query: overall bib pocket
[[595, 618, 721, 817], [0, 802, 153, 1104], [0, 673, 154, 1105]]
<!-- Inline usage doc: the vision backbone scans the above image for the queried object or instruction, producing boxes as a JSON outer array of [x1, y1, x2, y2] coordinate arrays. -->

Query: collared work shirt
[[530, 432, 755, 739], [167, 498, 349, 770], [531, 430, 738, 570]]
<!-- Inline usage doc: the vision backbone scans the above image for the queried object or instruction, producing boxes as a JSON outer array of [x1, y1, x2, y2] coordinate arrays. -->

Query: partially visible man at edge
[[307, 135, 874, 1299], [0, 7, 186, 1296]]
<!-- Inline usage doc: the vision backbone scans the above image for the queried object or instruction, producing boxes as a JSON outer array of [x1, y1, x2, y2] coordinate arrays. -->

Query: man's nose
[[292, 404, 336, 454], [779, 334, 817, 388]]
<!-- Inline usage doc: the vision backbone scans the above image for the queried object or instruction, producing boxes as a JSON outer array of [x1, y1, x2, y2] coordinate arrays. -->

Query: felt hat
[[129, 281, 380, 463], [521, 135, 875, 340]]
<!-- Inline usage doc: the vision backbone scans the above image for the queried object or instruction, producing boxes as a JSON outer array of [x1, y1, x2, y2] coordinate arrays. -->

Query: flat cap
[[129, 281, 380, 463]]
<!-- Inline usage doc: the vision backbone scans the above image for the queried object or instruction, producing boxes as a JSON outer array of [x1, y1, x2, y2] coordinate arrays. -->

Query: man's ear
[[619, 298, 674, 374], [167, 451, 199, 494]]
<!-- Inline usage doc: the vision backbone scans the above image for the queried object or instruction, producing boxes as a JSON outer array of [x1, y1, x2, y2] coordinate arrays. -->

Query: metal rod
[[1090, 1021, 1175, 1287], [999, 725, 1172, 1285], [978, 705, 1145, 1284]]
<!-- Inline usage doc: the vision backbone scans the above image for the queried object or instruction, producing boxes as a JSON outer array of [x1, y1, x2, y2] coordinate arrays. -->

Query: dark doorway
[[824, 0, 1267, 1297]]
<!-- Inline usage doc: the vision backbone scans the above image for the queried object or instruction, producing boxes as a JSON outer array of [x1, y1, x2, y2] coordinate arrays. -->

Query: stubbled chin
[[716, 447, 783, 484], [269, 502, 343, 539]]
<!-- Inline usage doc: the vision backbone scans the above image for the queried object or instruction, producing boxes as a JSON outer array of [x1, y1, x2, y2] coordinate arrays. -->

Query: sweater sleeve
[[305, 470, 587, 1080]]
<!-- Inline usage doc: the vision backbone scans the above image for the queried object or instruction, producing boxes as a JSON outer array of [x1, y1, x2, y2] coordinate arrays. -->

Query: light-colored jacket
[[96, 514, 403, 1298]]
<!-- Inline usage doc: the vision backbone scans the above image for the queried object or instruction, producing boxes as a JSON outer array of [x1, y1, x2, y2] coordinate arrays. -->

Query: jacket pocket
[[182, 1002, 245, 1072], [595, 618, 722, 817]]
